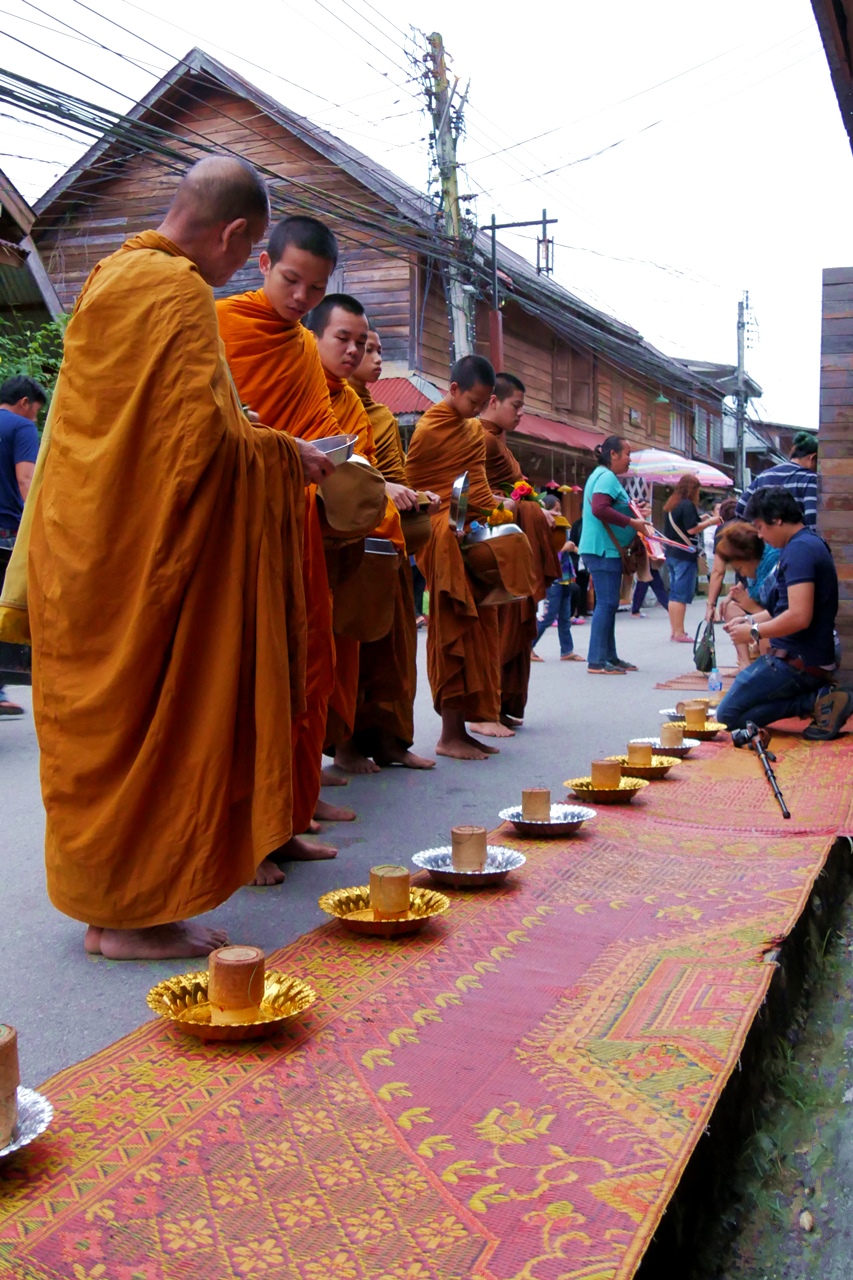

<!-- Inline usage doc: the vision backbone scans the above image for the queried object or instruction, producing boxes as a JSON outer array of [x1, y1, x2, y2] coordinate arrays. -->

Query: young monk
[[406, 355, 537, 760], [347, 329, 438, 770], [304, 296, 433, 773], [217, 217, 359, 858], [471, 372, 560, 736], [0, 157, 335, 958]]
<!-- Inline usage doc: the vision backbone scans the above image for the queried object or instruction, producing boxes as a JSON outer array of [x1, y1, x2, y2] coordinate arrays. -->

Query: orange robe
[[27, 233, 306, 928], [323, 377, 406, 751], [406, 402, 535, 721], [483, 420, 559, 720], [216, 290, 340, 835], [350, 385, 418, 754]]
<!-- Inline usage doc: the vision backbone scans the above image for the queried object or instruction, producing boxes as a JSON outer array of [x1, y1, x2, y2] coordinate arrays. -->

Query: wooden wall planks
[[819, 266, 853, 679]]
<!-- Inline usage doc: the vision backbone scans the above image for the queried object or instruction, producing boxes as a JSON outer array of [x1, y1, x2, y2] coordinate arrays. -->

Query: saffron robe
[[406, 402, 535, 720], [24, 233, 306, 928], [350, 385, 418, 754], [482, 420, 559, 720], [216, 290, 339, 835], [323, 376, 406, 750]]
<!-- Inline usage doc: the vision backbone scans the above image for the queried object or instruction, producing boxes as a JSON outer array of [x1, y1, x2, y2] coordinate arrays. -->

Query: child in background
[[532, 538, 584, 662]]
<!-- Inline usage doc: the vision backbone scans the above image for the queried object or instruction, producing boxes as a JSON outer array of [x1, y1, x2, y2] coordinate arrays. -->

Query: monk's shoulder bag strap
[[693, 618, 717, 674], [603, 519, 642, 576]]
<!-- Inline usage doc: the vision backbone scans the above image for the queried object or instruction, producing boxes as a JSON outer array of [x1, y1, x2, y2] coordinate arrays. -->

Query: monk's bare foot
[[375, 745, 436, 769], [314, 797, 357, 822], [272, 834, 338, 861], [436, 736, 492, 761], [248, 858, 285, 887], [308, 819, 322, 834], [333, 742, 381, 775], [464, 731, 499, 755], [91, 921, 230, 961], [84, 925, 103, 955], [321, 767, 349, 787], [468, 721, 515, 739]]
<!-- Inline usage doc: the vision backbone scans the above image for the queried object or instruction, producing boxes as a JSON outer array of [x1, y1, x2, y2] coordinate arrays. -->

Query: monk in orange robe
[[406, 355, 537, 760], [217, 217, 359, 857], [471, 372, 560, 736], [303, 298, 434, 773], [347, 329, 437, 769], [0, 158, 334, 960]]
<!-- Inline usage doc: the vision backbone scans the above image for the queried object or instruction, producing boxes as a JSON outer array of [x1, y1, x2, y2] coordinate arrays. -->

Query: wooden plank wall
[[818, 265, 853, 680]]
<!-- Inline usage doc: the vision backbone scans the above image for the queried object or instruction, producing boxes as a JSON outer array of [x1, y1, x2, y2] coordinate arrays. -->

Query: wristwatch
[[750, 624, 761, 645]]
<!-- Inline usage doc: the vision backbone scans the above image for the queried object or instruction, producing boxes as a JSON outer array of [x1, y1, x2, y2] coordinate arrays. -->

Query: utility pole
[[486, 211, 557, 370], [735, 293, 747, 492], [426, 32, 471, 362]]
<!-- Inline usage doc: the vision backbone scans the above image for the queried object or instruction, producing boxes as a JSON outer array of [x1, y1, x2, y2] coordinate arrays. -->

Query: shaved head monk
[[471, 372, 559, 738], [406, 355, 537, 760], [217, 217, 363, 855], [348, 329, 438, 770], [4, 156, 334, 959], [304, 297, 434, 774]]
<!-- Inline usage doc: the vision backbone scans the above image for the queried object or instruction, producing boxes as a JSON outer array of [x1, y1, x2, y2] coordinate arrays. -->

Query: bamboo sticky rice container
[[660, 722, 684, 749], [369, 865, 411, 920], [591, 759, 622, 790], [684, 705, 707, 731], [521, 788, 551, 821], [627, 742, 653, 766], [208, 946, 266, 1025], [451, 825, 488, 872], [0, 1025, 20, 1147]]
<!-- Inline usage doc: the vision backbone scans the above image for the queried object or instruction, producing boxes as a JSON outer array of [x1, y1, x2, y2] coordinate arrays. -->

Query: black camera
[[731, 723, 761, 749]]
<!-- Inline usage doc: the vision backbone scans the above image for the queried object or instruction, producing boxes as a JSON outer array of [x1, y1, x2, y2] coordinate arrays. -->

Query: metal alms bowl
[[0, 1088, 53, 1161], [314, 434, 357, 467], [499, 803, 597, 838], [363, 537, 399, 556], [465, 522, 523, 543], [146, 970, 317, 1042], [630, 736, 700, 760], [412, 845, 525, 888]]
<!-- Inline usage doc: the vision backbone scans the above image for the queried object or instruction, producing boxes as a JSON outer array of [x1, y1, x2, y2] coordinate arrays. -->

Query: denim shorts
[[666, 555, 698, 604]]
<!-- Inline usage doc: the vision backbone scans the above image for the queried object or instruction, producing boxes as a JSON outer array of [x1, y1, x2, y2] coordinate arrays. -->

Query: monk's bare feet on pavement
[[320, 767, 349, 787], [314, 797, 356, 822], [437, 710, 499, 760], [334, 741, 381, 775], [373, 730, 435, 769], [272, 835, 338, 861], [248, 858, 285, 887], [84, 921, 229, 960], [468, 721, 515, 738]]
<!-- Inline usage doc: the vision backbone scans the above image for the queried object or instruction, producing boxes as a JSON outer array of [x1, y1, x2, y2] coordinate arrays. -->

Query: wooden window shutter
[[553, 341, 570, 412], [571, 351, 593, 416]]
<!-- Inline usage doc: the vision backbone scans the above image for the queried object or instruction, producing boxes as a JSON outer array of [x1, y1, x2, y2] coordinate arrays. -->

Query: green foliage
[[0, 315, 67, 402]]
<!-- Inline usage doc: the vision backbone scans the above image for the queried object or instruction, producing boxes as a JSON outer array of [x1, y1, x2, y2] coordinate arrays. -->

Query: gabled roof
[[0, 166, 35, 242], [676, 358, 762, 400], [34, 48, 723, 399]]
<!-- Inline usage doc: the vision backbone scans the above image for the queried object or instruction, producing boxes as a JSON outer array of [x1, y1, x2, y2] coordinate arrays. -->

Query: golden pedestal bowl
[[318, 885, 450, 937], [604, 754, 676, 781], [563, 776, 650, 805], [146, 970, 317, 1042]]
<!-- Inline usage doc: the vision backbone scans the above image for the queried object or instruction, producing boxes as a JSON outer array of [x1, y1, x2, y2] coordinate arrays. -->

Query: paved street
[[3, 598, 729, 1086]]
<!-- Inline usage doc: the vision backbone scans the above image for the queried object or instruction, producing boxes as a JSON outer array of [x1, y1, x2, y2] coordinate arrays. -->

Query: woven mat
[[655, 669, 738, 691], [1, 742, 851, 1280]]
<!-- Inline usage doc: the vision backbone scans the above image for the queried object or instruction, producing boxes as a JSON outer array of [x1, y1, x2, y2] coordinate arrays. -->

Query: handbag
[[603, 522, 642, 576], [693, 618, 717, 674]]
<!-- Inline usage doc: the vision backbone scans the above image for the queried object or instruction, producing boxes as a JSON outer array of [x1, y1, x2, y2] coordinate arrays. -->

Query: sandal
[[531, 652, 544, 662], [560, 653, 584, 661]]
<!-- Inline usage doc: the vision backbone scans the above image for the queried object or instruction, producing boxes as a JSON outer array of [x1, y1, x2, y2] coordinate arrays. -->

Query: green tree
[[0, 316, 67, 405]]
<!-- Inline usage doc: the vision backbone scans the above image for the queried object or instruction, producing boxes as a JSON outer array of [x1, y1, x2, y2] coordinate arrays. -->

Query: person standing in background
[[735, 432, 818, 528], [663, 474, 721, 642], [0, 375, 46, 716]]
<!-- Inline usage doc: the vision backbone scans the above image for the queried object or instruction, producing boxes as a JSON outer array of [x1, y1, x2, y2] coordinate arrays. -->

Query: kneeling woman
[[717, 487, 851, 741]]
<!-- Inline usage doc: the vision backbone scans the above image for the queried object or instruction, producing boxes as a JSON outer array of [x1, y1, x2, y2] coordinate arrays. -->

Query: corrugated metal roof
[[374, 376, 442, 413], [516, 413, 604, 453], [0, 261, 47, 309]]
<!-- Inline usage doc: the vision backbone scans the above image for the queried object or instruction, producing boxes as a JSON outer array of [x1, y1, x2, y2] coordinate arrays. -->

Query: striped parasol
[[628, 448, 733, 488]]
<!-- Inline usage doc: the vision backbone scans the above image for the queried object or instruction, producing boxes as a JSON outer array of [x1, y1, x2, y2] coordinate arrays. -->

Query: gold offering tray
[[146, 970, 317, 1042], [563, 776, 650, 804], [605, 754, 676, 780], [666, 719, 721, 741], [318, 885, 449, 937]]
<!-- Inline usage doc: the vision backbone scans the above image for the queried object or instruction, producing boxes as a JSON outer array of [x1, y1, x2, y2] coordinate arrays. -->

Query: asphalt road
[[1, 597, 726, 1086]]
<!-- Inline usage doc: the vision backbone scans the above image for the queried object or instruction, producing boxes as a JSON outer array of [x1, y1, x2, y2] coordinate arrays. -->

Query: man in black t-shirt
[[717, 487, 851, 740]]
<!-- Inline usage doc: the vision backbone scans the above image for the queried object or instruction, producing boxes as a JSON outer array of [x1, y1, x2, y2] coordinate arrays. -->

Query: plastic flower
[[510, 480, 535, 502]]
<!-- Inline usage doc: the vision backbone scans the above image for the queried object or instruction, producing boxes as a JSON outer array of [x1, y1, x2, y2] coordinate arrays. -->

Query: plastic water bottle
[[708, 667, 723, 705]]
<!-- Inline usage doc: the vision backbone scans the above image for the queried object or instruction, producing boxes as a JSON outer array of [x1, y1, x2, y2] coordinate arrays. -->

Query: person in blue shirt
[[578, 435, 650, 674], [711, 521, 780, 668], [718, 487, 851, 740], [734, 431, 818, 528], [532, 503, 584, 662], [0, 374, 46, 716]]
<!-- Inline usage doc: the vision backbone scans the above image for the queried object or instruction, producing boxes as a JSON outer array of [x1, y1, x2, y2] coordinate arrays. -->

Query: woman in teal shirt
[[578, 436, 649, 673]]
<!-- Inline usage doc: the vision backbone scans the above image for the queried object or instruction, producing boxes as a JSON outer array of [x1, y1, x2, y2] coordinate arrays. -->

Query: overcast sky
[[2, 0, 850, 426]]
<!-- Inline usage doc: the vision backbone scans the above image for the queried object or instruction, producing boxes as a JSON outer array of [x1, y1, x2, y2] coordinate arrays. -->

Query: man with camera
[[717, 486, 851, 742]]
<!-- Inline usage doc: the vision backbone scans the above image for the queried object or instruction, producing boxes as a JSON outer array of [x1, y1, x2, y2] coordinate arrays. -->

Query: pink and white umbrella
[[628, 448, 732, 489]]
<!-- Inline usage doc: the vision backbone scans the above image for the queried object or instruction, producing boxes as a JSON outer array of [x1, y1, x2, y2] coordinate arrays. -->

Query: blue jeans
[[583, 553, 623, 666], [535, 581, 577, 655], [665, 554, 698, 604], [632, 567, 669, 612], [717, 655, 825, 730]]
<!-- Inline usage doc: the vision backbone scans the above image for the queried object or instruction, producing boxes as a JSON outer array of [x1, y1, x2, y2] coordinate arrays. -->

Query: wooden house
[[32, 49, 732, 491], [0, 168, 63, 332]]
